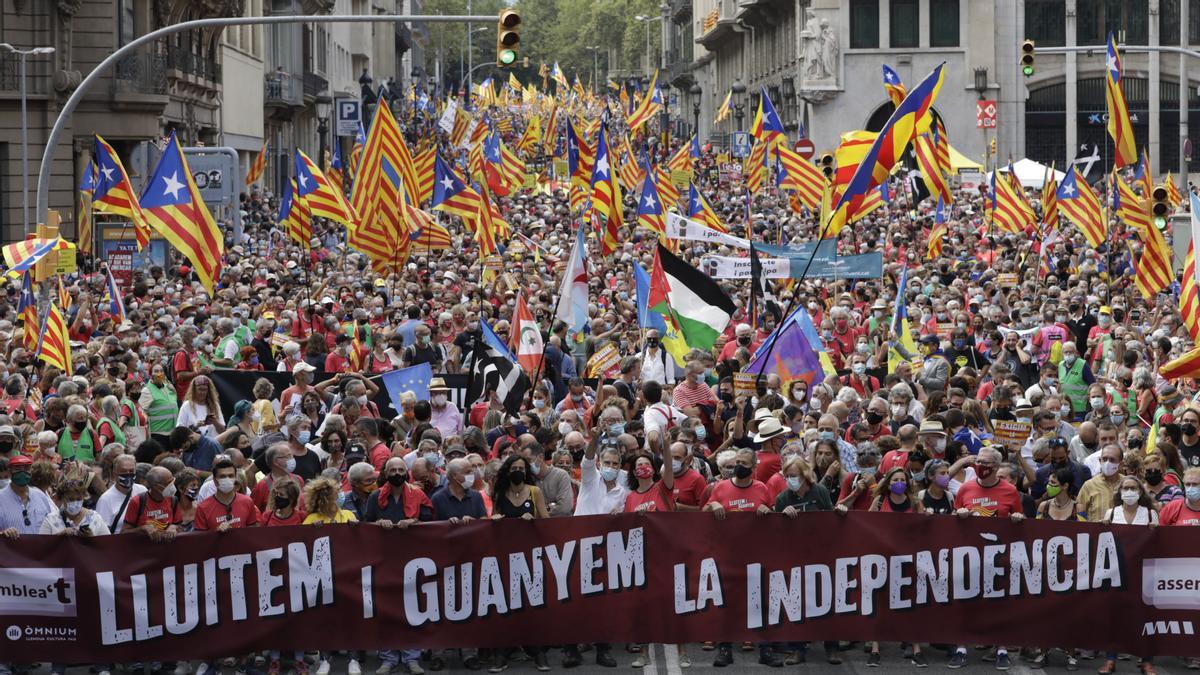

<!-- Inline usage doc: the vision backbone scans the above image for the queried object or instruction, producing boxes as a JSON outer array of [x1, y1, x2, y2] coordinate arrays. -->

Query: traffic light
[[496, 9, 521, 68], [989, 138, 997, 156], [819, 153, 834, 179], [1151, 184, 1171, 227], [1020, 39, 1036, 77]]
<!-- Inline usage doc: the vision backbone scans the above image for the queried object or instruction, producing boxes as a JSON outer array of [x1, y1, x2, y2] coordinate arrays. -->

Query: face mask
[[953, 339, 967, 349], [891, 404, 906, 418], [933, 474, 951, 489], [385, 473, 406, 487], [71, 420, 86, 432], [646, 339, 659, 348], [792, 388, 807, 402], [274, 494, 293, 509], [911, 471, 926, 483], [1128, 437, 1143, 449], [933, 439, 947, 452], [424, 452, 441, 468], [558, 422, 573, 436], [609, 422, 626, 436], [866, 411, 884, 425], [671, 459, 684, 475], [975, 465, 996, 480], [432, 394, 447, 406], [809, 399, 822, 412], [65, 500, 83, 516], [737, 335, 751, 346], [786, 476, 803, 491], [852, 362, 867, 375], [889, 481, 908, 495], [1111, 414, 1125, 426], [116, 474, 135, 489], [1063, 355, 1077, 366], [1045, 483, 1062, 498], [1120, 489, 1140, 506], [459, 472, 475, 490], [217, 477, 236, 493], [1059, 404, 1070, 417], [634, 464, 654, 479], [570, 393, 584, 402], [733, 464, 752, 480], [533, 399, 546, 409], [1101, 460, 1120, 477], [1183, 424, 1198, 437], [529, 461, 541, 476], [1145, 469, 1164, 486], [1090, 397, 1105, 410], [694, 426, 707, 441], [1045, 377, 1058, 387], [1186, 486, 1200, 502], [600, 467, 620, 482], [161, 484, 176, 499], [509, 470, 526, 485], [185, 487, 199, 501], [284, 457, 296, 473], [298, 430, 311, 444], [819, 430, 836, 443]]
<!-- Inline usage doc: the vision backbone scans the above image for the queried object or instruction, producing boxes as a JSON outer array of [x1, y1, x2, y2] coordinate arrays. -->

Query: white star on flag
[[440, 176, 455, 191], [162, 172, 185, 200], [298, 172, 309, 188], [100, 165, 115, 182], [594, 155, 609, 178], [1061, 183, 1076, 196], [1106, 53, 1119, 78], [643, 194, 657, 209]]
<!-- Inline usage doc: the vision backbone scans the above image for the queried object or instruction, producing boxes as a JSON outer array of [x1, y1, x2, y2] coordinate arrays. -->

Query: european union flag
[[382, 363, 433, 410]]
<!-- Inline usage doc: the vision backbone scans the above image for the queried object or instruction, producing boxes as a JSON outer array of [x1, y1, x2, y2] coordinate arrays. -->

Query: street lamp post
[[690, 82, 702, 137], [974, 66, 989, 169], [315, 93, 332, 171], [585, 46, 600, 92], [731, 77, 747, 131], [634, 15, 663, 75], [466, 25, 488, 102], [0, 43, 55, 235]]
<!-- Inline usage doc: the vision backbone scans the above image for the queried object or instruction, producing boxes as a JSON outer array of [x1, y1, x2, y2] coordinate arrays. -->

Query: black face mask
[[737, 336, 751, 346], [386, 473, 406, 487], [646, 339, 659, 348], [509, 470, 526, 485], [0, 441, 13, 454], [116, 474, 135, 489], [733, 464, 753, 480], [1183, 424, 1198, 437], [865, 411, 885, 425], [1144, 469, 1164, 486], [71, 420, 86, 432], [274, 495, 293, 509]]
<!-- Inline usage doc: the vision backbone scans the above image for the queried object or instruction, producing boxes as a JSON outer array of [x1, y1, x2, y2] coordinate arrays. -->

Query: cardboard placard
[[997, 273, 1019, 288], [935, 322, 954, 339], [54, 248, 77, 275], [586, 342, 621, 378], [733, 372, 758, 398], [992, 419, 1032, 450], [522, 172, 538, 189], [552, 159, 569, 177], [670, 168, 693, 188]]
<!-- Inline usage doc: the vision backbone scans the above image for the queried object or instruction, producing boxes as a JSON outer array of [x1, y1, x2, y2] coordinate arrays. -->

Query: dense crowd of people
[[1, 121, 1200, 675]]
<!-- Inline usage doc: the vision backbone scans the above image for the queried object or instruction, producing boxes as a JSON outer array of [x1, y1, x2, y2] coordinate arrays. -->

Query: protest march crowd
[[2, 58, 1200, 675]]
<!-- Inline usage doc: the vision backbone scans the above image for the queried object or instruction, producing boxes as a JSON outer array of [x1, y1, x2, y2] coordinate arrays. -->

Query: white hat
[[753, 418, 787, 442], [292, 361, 316, 374]]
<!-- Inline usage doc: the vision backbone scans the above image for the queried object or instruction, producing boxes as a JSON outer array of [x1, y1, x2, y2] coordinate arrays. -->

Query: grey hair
[[347, 461, 376, 484]]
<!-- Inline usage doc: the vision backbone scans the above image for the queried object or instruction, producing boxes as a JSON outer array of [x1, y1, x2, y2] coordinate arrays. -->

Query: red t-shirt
[[194, 493, 261, 530], [259, 508, 308, 527], [1158, 499, 1200, 526], [250, 473, 305, 512], [324, 352, 351, 374], [879, 449, 911, 475], [754, 453, 782, 483], [124, 494, 179, 531], [953, 479, 1023, 517], [171, 350, 198, 399], [671, 469, 708, 507], [705, 479, 772, 512], [839, 472, 876, 510], [624, 481, 675, 513], [368, 442, 391, 472], [765, 472, 787, 501]]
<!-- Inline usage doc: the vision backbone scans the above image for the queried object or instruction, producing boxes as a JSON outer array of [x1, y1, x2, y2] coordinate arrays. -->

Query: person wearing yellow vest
[[1057, 342, 1094, 423], [58, 404, 99, 462], [139, 364, 180, 447]]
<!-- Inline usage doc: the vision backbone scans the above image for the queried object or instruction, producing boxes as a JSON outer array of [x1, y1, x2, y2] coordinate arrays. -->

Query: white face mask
[[459, 472, 475, 490], [1101, 460, 1120, 477], [1120, 489, 1139, 506], [217, 477, 236, 493], [432, 394, 447, 406], [65, 500, 83, 516]]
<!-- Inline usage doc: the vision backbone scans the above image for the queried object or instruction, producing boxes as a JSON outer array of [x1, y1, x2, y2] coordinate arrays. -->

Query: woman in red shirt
[[866, 467, 926, 666], [623, 447, 679, 668], [258, 477, 308, 674]]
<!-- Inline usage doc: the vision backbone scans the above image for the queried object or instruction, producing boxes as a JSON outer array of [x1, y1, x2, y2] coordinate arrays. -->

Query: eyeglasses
[[22, 506, 30, 527]]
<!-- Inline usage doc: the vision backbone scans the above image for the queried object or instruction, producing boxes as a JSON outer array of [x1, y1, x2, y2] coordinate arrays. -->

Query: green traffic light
[[1022, 65, 1034, 77], [499, 49, 517, 65], [1154, 216, 1168, 230]]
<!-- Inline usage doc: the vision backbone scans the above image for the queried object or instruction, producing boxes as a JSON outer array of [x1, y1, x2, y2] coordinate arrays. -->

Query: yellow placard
[[733, 372, 758, 398], [586, 342, 621, 378], [670, 168, 693, 189], [53, 248, 77, 275], [992, 420, 1032, 451], [997, 273, 1019, 287], [553, 159, 568, 177]]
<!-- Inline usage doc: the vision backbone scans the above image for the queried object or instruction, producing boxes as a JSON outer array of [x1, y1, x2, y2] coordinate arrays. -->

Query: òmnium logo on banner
[[0, 568, 77, 618], [1141, 558, 1200, 610]]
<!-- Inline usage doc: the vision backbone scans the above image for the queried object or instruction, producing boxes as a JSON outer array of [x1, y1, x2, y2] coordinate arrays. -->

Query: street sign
[[976, 99, 997, 129], [731, 131, 751, 158], [335, 97, 361, 136], [181, 148, 239, 206], [793, 138, 815, 159]]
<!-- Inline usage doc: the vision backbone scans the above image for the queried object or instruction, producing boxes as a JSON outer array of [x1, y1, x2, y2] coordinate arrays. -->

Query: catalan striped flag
[[775, 144, 826, 210], [139, 132, 224, 292], [542, 105, 559, 154], [1114, 172, 1152, 234], [414, 147, 435, 205], [295, 149, 356, 228], [626, 71, 664, 132], [1056, 167, 1106, 248], [277, 178, 312, 247], [16, 273, 36, 351], [483, 132, 513, 197], [821, 59, 948, 243], [749, 87, 787, 148], [499, 140, 526, 191], [104, 263, 126, 323], [1166, 172, 1183, 206], [2, 238, 75, 282], [1106, 32, 1137, 167], [932, 115, 951, 174], [1040, 165, 1059, 229], [667, 140, 691, 174], [927, 197, 947, 259], [745, 140, 767, 194], [882, 65, 906, 106], [327, 138, 345, 196], [617, 147, 645, 194], [432, 154, 484, 222], [56, 276, 70, 313], [1134, 216, 1173, 300], [93, 135, 151, 250], [987, 167, 1030, 234], [450, 107, 473, 147], [914, 134, 950, 205], [245, 140, 269, 187], [567, 118, 594, 212], [552, 61, 569, 89], [516, 114, 542, 156], [591, 124, 623, 256], [714, 88, 733, 125], [1135, 147, 1153, 197], [636, 171, 667, 238], [1004, 161, 1038, 224], [687, 181, 727, 233], [351, 102, 415, 267], [473, 187, 502, 257], [1181, 193, 1200, 340], [406, 202, 453, 251], [653, 165, 680, 210], [349, 121, 366, 178], [78, 161, 95, 256], [35, 301, 71, 375]]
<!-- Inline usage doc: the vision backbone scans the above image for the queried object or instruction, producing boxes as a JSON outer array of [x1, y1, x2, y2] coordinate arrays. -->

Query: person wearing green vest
[[213, 318, 240, 367], [96, 395, 127, 449], [139, 364, 180, 446], [58, 404, 98, 462], [232, 307, 256, 349], [1057, 342, 1095, 422]]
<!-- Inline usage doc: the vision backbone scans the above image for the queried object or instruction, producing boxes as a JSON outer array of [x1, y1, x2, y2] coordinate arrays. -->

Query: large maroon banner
[[2, 512, 1199, 662]]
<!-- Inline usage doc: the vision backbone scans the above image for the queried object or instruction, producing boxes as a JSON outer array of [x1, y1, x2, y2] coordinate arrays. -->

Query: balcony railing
[[113, 52, 168, 96], [303, 71, 328, 99], [265, 71, 303, 106], [166, 44, 221, 82], [0, 52, 50, 94]]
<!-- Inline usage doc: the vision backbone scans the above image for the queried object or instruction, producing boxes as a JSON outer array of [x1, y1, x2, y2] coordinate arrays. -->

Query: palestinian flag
[[649, 243, 736, 351]]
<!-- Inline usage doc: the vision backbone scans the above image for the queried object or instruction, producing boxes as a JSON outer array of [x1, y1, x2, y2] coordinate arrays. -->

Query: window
[[1024, 0, 1065, 46], [1162, 0, 1181, 45], [119, 0, 135, 46], [849, 0, 879, 48], [929, 0, 959, 47], [1191, 0, 1200, 43], [889, 0, 919, 48], [1078, 0, 1148, 45]]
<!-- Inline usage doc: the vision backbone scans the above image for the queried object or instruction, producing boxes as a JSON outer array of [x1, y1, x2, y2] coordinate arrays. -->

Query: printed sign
[[992, 419, 1032, 450], [586, 342, 621, 378], [670, 168, 693, 189], [733, 372, 758, 398], [335, 97, 361, 136], [731, 131, 751, 158], [998, 273, 1019, 287], [976, 99, 998, 129]]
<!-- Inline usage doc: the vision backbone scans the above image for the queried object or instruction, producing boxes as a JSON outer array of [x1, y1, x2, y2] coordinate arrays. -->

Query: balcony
[[265, 70, 303, 109], [695, 0, 739, 49], [0, 52, 50, 94], [670, 0, 692, 23], [303, 71, 328, 101], [166, 44, 221, 83]]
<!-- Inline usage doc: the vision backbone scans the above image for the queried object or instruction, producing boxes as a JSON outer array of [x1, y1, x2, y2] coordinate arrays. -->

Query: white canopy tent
[[986, 158, 1067, 189]]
